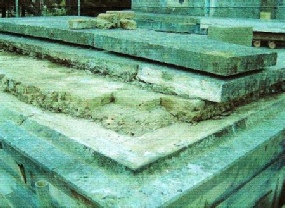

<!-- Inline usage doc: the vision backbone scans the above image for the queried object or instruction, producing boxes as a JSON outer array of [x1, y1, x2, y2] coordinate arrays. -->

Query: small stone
[[120, 19, 137, 30], [106, 10, 135, 20], [97, 13, 118, 26], [95, 18, 115, 29]]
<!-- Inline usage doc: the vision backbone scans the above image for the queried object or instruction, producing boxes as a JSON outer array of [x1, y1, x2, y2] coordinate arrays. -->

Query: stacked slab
[[0, 16, 284, 207]]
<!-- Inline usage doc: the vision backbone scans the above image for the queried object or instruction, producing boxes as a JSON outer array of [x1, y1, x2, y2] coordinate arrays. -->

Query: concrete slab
[[93, 29, 277, 76], [137, 59, 285, 102], [0, 16, 277, 76]]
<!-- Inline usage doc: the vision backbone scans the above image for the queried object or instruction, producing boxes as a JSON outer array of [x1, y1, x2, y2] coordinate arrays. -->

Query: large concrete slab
[[93, 29, 277, 76], [137, 59, 285, 102], [0, 33, 284, 102], [0, 16, 277, 76]]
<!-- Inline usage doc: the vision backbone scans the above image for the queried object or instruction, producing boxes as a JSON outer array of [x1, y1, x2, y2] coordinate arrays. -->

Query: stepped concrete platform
[[0, 17, 284, 207], [0, 33, 284, 102], [0, 16, 278, 76], [0, 89, 284, 207]]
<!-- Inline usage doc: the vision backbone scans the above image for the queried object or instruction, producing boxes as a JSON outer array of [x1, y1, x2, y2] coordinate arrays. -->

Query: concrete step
[[0, 33, 284, 103], [0, 16, 277, 76], [0, 91, 284, 207]]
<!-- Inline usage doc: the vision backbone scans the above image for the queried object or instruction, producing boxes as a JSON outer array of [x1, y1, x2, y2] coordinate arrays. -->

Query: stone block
[[208, 26, 253, 46], [97, 13, 118, 25], [120, 19, 137, 30], [68, 18, 97, 30], [106, 10, 135, 19], [95, 18, 115, 29]]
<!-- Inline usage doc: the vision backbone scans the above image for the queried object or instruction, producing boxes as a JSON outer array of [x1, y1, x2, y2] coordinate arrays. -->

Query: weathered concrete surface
[[93, 29, 277, 76], [0, 91, 284, 207], [208, 26, 253, 46], [0, 16, 278, 76], [0, 33, 284, 103]]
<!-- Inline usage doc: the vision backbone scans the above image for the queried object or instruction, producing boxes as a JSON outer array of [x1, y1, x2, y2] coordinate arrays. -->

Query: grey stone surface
[[0, 17, 277, 76]]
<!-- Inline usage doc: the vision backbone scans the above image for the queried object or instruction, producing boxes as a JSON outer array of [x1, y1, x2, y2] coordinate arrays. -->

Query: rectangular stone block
[[208, 26, 253, 46]]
